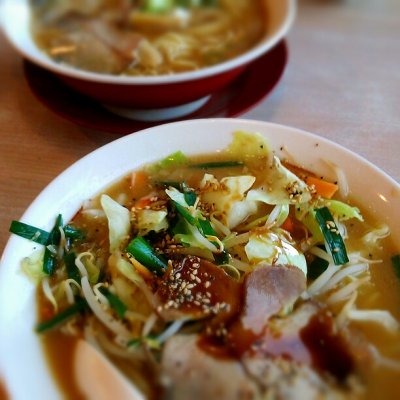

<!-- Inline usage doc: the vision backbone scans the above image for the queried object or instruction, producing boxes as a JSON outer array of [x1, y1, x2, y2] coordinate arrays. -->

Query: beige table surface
[[1, 0, 399, 253]]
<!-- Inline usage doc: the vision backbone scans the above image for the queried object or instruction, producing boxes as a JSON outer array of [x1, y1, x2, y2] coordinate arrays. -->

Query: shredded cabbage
[[362, 224, 390, 245], [245, 231, 307, 275], [137, 209, 168, 235], [323, 199, 363, 221], [226, 131, 270, 160], [200, 175, 257, 229], [21, 249, 46, 283], [247, 156, 311, 205], [100, 194, 131, 253], [75, 252, 100, 284]]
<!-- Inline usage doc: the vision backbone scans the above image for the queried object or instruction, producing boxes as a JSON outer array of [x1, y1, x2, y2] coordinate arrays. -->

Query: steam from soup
[[29, 0, 267, 75]]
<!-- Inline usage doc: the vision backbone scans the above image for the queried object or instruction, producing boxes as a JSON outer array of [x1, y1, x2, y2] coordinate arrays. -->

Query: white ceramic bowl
[[0, 0, 296, 116], [1, 119, 399, 399]]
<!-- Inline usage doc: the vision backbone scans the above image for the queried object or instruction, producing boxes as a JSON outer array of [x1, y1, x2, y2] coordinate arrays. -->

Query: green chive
[[64, 252, 80, 283], [181, 183, 197, 207], [315, 207, 349, 265], [126, 237, 167, 276], [307, 256, 329, 280], [9, 220, 49, 245], [36, 298, 87, 333], [43, 247, 57, 275], [63, 225, 85, 240], [42, 214, 63, 275], [173, 201, 197, 225], [99, 287, 127, 319]]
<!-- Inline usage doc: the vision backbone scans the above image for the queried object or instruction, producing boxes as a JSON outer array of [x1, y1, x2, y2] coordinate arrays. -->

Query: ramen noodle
[[29, 0, 266, 75], [10, 131, 400, 399]]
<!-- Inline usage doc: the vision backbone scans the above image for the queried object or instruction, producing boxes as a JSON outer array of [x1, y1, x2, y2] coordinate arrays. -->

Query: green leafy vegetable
[[315, 207, 349, 265], [99, 287, 127, 319], [126, 237, 167, 276], [9, 220, 49, 245], [36, 298, 88, 333]]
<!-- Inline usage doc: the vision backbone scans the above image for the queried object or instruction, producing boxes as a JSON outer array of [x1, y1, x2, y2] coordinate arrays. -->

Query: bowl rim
[[1, 118, 399, 400], [0, 0, 296, 85]]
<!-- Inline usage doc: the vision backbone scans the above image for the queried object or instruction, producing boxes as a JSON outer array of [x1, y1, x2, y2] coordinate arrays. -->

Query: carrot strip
[[305, 176, 338, 199], [128, 257, 154, 280], [135, 196, 153, 209]]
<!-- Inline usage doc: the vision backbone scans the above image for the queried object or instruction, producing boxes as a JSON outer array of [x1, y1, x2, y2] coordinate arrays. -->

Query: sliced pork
[[241, 264, 307, 335]]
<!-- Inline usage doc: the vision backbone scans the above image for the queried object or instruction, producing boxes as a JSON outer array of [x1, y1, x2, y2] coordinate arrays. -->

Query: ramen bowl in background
[[0, 0, 296, 120]]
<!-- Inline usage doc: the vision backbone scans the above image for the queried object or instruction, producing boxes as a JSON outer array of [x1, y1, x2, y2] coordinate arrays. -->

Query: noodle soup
[[10, 131, 400, 399], [29, 0, 267, 75]]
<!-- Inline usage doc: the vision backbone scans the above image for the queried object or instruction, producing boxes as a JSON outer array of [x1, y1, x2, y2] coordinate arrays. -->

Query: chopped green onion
[[43, 248, 57, 275], [64, 252, 80, 283], [99, 287, 127, 319], [189, 161, 244, 169], [181, 182, 197, 207], [307, 256, 329, 280], [315, 207, 349, 265], [9, 220, 49, 245], [173, 201, 197, 225], [126, 237, 167, 276], [63, 225, 85, 240], [392, 254, 400, 280], [42, 214, 63, 275], [36, 298, 87, 333], [214, 251, 230, 265], [48, 214, 63, 246], [172, 197, 224, 255], [197, 218, 214, 236]]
